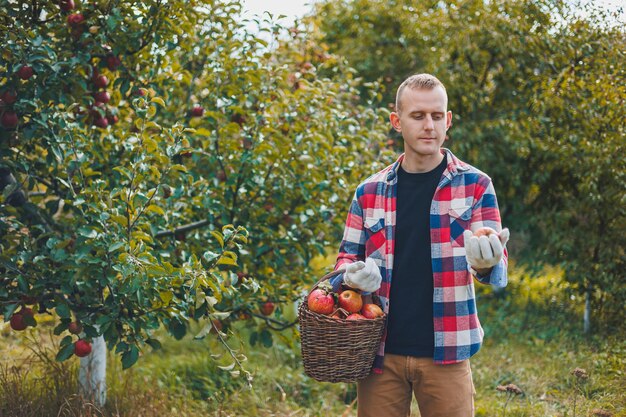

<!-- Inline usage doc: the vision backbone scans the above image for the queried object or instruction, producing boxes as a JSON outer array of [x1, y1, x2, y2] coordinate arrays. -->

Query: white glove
[[342, 258, 382, 293], [463, 228, 510, 271]]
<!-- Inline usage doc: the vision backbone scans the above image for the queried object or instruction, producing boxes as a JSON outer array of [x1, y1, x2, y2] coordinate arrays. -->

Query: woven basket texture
[[298, 271, 385, 383]]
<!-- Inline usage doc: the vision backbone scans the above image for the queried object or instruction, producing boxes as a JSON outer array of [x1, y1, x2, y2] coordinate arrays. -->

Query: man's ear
[[390, 112, 401, 132], [445, 110, 453, 130]]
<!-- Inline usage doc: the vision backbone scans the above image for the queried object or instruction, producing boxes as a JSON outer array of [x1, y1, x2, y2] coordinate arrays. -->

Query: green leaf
[[210, 231, 224, 248], [56, 304, 71, 319], [150, 97, 165, 106], [260, 329, 273, 348], [55, 343, 75, 362], [121, 345, 139, 369]]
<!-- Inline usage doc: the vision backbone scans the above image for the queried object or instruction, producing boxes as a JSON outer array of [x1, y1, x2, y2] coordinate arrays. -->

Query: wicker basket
[[298, 270, 386, 383]]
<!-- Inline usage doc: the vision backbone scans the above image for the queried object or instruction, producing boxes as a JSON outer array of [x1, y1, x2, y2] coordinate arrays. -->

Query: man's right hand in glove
[[341, 258, 382, 293]]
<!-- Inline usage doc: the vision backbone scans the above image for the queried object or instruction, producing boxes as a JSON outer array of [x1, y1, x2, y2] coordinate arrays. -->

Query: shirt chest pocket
[[449, 205, 471, 247], [364, 216, 385, 257]]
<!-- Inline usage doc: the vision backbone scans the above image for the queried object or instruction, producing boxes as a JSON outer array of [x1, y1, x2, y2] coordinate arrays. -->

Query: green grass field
[[1, 267, 624, 417]]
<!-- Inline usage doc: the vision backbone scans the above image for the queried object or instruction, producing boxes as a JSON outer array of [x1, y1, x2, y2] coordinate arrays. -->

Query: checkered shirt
[[331, 148, 508, 372]]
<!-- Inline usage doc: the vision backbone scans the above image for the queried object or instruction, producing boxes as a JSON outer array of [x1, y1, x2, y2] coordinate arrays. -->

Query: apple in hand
[[338, 290, 363, 313], [473, 227, 497, 238]]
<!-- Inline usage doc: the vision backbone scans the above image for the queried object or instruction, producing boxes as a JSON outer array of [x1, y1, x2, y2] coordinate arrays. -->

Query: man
[[330, 73, 510, 417]]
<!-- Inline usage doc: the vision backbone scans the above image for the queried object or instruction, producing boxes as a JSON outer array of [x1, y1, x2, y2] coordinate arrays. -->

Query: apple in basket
[[361, 303, 384, 319], [338, 290, 363, 313], [307, 282, 336, 315]]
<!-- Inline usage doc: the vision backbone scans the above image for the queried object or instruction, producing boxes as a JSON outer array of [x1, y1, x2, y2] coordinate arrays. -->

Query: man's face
[[390, 86, 452, 159]]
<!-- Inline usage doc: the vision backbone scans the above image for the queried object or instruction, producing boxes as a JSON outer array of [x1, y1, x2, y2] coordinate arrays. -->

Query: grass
[[1, 266, 624, 417]]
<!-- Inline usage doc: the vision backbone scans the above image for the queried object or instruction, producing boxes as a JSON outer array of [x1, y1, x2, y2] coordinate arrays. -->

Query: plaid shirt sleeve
[[468, 177, 508, 288], [330, 189, 367, 291]]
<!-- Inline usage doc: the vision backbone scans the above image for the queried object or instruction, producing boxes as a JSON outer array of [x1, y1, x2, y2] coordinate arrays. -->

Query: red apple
[[74, 339, 92, 357], [474, 227, 497, 238], [260, 302, 275, 316], [93, 91, 110, 104], [68, 321, 83, 335], [1, 90, 17, 105], [17, 65, 34, 80], [106, 114, 118, 125], [59, 0, 75, 12], [361, 303, 384, 319], [67, 13, 84, 27], [134, 88, 146, 97], [1, 111, 19, 129], [93, 75, 109, 88], [10, 313, 27, 331], [190, 105, 204, 117], [161, 184, 172, 198], [106, 55, 121, 71], [338, 290, 363, 314], [93, 116, 108, 128], [307, 288, 335, 315], [346, 313, 366, 320]]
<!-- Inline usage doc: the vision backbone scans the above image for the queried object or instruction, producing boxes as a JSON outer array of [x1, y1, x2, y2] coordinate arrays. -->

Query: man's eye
[[433, 116, 443, 120]]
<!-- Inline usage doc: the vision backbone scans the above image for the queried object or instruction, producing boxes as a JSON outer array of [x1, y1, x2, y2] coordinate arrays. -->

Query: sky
[[240, 0, 624, 24], [240, 0, 317, 24]]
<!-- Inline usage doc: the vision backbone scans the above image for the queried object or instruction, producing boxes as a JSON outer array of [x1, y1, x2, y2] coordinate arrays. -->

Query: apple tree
[[0, 0, 392, 379]]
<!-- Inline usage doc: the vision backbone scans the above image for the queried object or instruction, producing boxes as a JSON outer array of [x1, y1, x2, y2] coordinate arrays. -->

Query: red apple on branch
[[59, 0, 75, 12], [1, 90, 17, 105], [68, 321, 83, 335], [1, 111, 19, 129], [106, 55, 121, 71], [94, 91, 110, 104], [67, 13, 85, 27], [17, 65, 34, 80], [260, 301, 275, 316], [74, 339, 92, 357], [93, 75, 109, 88], [190, 105, 204, 117]]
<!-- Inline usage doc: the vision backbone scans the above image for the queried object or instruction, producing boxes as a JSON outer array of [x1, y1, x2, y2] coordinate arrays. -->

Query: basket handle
[[308, 269, 343, 295]]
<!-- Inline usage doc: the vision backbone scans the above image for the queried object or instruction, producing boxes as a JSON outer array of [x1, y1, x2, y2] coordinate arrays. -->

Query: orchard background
[[0, 1, 624, 416]]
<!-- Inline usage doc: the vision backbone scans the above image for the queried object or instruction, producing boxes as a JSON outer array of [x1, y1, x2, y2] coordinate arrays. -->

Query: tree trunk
[[584, 285, 592, 334], [78, 335, 107, 407]]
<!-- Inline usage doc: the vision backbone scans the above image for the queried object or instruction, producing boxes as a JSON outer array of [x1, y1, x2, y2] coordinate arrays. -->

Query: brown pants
[[356, 354, 475, 417]]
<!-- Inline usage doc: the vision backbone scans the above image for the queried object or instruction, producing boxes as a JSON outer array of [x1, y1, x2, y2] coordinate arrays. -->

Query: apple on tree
[[1, 111, 19, 129], [17, 65, 34, 80], [74, 339, 92, 357], [260, 301, 275, 316]]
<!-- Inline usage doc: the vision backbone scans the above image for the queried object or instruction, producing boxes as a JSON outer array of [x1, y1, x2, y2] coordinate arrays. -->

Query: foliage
[[0, 0, 391, 371], [1, 267, 625, 416], [307, 0, 626, 326]]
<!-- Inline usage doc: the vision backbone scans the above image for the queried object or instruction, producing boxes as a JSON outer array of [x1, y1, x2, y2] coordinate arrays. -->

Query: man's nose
[[424, 115, 434, 130]]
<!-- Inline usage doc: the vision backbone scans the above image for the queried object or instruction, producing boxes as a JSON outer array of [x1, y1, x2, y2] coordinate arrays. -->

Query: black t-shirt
[[384, 157, 447, 357]]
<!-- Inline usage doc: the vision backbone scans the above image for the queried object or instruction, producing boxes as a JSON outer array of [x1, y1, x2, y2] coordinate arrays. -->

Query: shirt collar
[[386, 148, 469, 182]]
